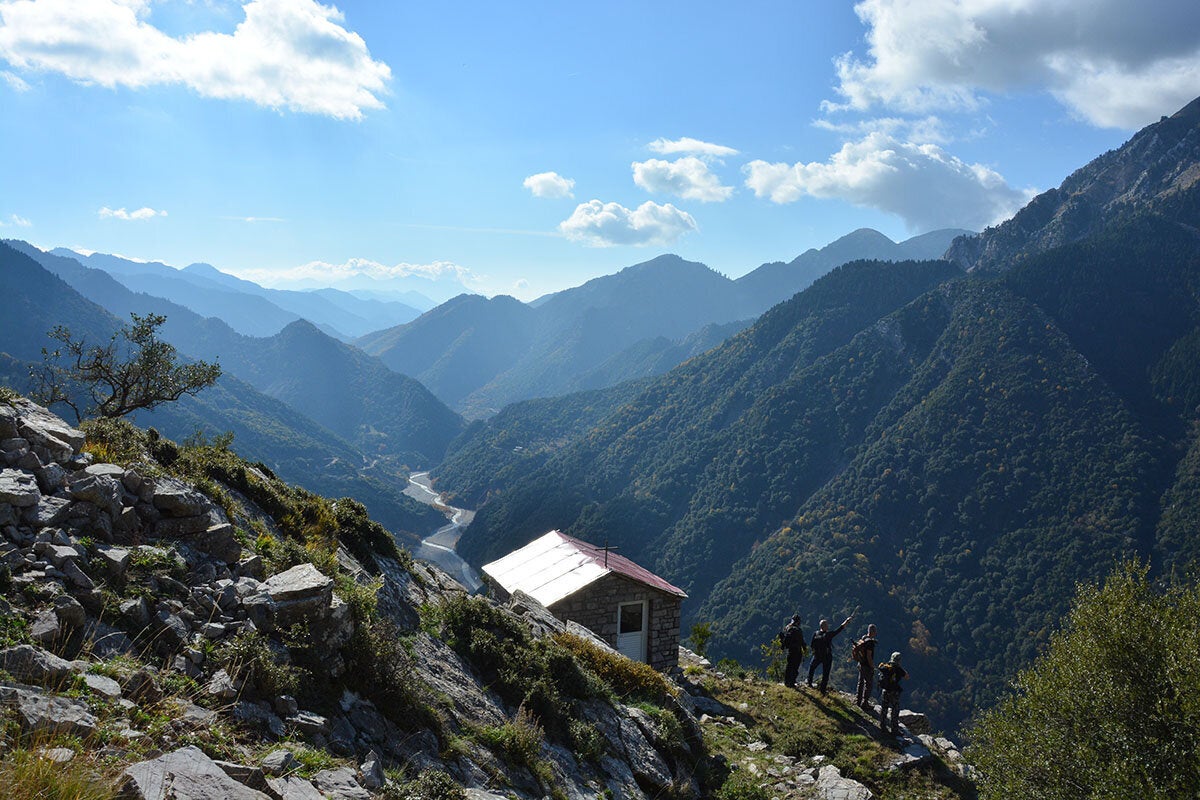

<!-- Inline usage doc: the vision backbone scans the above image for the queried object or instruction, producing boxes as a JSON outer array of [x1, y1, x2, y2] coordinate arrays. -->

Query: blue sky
[[1, 0, 1198, 301]]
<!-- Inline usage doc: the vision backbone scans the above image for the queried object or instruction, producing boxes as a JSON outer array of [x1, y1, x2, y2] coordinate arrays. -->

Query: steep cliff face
[[947, 95, 1200, 271]]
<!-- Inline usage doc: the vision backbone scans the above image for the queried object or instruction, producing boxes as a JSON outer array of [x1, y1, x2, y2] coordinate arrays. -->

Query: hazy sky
[[2, 0, 1198, 300]]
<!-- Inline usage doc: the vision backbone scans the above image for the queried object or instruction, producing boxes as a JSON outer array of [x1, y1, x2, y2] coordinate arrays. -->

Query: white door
[[617, 601, 647, 663]]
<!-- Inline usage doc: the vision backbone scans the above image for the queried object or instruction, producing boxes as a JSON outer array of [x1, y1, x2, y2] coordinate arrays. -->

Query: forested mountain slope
[[445, 98, 1200, 732], [449, 257, 965, 584]]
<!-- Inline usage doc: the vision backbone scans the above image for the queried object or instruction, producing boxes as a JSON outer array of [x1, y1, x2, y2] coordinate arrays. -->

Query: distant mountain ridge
[[360, 229, 968, 416], [0, 241, 446, 540], [52, 249, 425, 339]]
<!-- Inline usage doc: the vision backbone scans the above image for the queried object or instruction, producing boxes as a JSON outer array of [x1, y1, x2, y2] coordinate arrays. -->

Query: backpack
[[851, 637, 869, 664], [779, 624, 803, 651], [878, 663, 900, 691]]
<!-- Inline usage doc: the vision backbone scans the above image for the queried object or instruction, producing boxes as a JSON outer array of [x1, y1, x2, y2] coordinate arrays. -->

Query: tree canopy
[[968, 562, 1200, 800], [31, 312, 221, 421]]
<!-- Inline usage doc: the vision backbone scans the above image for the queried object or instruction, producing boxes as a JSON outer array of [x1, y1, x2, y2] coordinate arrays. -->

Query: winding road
[[405, 472, 483, 591]]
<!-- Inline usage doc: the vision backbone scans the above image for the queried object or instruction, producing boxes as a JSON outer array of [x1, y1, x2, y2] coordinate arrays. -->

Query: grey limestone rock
[[897, 709, 929, 734], [0, 685, 97, 739], [359, 749, 384, 790], [68, 473, 123, 517], [30, 608, 60, 645], [24, 495, 71, 527], [0, 468, 40, 507], [0, 399, 84, 463], [53, 594, 86, 628], [815, 764, 875, 800], [150, 476, 214, 518], [311, 766, 370, 800], [265, 562, 332, 603], [83, 672, 123, 699], [117, 745, 272, 800], [260, 748, 299, 776], [267, 776, 325, 800], [0, 644, 77, 685]]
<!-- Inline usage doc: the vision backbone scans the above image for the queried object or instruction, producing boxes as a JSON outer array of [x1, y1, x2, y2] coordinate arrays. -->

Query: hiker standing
[[877, 651, 909, 734], [807, 609, 855, 692], [779, 614, 807, 688], [852, 623, 878, 709]]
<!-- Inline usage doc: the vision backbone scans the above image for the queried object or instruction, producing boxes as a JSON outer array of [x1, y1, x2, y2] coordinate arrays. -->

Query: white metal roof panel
[[481, 530, 686, 607]]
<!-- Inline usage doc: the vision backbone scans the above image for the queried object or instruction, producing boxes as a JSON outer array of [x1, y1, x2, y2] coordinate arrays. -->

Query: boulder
[[53, 594, 87, 628], [359, 750, 384, 790], [268, 776, 325, 800], [68, 473, 123, 517], [150, 476, 215, 517], [0, 468, 40, 507], [24, 495, 71, 527], [265, 563, 332, 603], [117, 745, 272, 800], [0, 399, 84, 463], [311, 767, 370, 800], [260, 748, 299, 776], [897, 710, 930, 734], [83, 672, 123, 699], [30, 609, 60, 645], [185, 523, 242, 565], [0, 685, 97, 739], [0, 645, 77, 685], [814, 764, 875, 800]]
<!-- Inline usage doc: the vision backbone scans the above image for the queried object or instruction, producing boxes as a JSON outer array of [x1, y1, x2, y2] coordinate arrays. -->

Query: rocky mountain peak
[[948, 93, 1200, 271]]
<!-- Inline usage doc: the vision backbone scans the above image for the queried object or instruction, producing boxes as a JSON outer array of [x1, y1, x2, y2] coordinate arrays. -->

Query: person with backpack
[[778, 613, 807, 688], [877, 651, 909, 734], [851, 623, 878, 709], [806, 608, 855, 692]]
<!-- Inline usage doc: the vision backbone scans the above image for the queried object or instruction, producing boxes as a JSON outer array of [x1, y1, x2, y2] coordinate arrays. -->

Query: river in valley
[[404, 471, 483, 591]]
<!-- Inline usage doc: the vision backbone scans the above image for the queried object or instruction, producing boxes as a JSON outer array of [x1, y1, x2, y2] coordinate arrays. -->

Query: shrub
[[387, 769, 466, 800], [213, 631, 303, 698], [715, 769, 770, 800], [774, 727, 839, 759], [968, 561, 1200, 800], [552, 633, 671, 703], [475, 704, 544, 768], [80, 417, 150, 467]]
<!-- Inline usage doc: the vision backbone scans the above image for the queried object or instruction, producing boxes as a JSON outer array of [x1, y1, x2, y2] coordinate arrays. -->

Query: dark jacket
[[780, 622, 806, 654], [810, 620, 849, 659]]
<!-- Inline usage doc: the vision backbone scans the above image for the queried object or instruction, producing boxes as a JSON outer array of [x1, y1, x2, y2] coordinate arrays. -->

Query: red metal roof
[[555, 531, 688, 599]]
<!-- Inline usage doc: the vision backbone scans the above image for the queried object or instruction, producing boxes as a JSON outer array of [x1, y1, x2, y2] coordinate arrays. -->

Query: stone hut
[[481, 530, 687, 671]]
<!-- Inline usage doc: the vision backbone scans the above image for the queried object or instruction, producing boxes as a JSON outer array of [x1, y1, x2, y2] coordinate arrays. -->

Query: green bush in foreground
[[968, 561, 1200, 800]]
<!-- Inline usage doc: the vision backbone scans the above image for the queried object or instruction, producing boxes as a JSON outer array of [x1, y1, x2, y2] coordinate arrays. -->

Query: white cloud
[[523, 171, 575, 199], [558, 200, 698, 247], [0, 69, 28, 91], [648, 137, 739, 158], [0, 0, 391, 120], [0, 213, 31, 226], [632, 157, 733, 202], [222, 215, 286, 223], [238, 256, 480, 285], [743, 132, 1032, 231], [99, 206, 166, 220], [828, 0, 1200, 129]]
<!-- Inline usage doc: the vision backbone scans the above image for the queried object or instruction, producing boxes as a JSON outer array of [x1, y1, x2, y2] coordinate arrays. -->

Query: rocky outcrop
[[947, 94, 1200, 271]]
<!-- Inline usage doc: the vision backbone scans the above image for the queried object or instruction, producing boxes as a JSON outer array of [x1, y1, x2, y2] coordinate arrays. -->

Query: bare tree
[[30, 312, 221, 422]]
